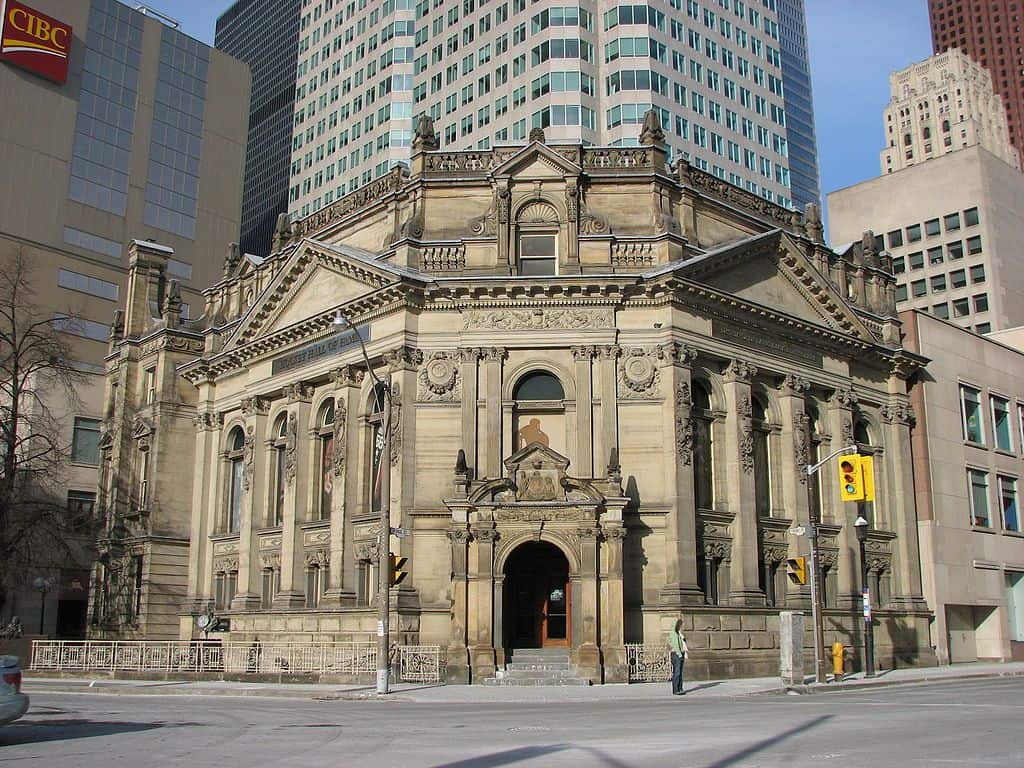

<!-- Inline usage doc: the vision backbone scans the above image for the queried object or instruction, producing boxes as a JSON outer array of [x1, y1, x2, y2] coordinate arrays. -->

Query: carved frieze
[[284, 411, 298, 483], [260, 552, 281, 569], [213, 556, 239, 573], [492, 507, 587, 522], [243, 426, 255, 491], [794, 411, 810, 483], [464, 308, 614, 330], [304, 548, 329, 567], [332, 399, 347, 477], [303, 529, 331, 547], [417, 352, 461, 402], [739, 393, 754, 474], [213, 540, 239, 555], [618, 347, 661, 399]]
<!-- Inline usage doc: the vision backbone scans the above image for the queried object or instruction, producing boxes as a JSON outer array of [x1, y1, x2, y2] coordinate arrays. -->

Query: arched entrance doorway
[[503, 542, 570, 648]]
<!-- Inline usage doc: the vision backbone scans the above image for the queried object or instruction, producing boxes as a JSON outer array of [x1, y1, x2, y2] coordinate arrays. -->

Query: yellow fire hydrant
[[832, 642, 846, 679]]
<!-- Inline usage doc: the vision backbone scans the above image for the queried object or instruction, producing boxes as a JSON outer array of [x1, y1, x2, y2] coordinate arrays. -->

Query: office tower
[[880, 49, 1018, 174], [286, 0, 803, 222], [0, 0, 248, 638], [775, 0, 819, 207], [928, 0, 1024, 160], [216, 0, 302, 256]]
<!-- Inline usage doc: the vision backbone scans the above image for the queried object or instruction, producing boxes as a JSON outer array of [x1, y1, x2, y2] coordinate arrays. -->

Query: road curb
[[781, 668, 1024, 695]]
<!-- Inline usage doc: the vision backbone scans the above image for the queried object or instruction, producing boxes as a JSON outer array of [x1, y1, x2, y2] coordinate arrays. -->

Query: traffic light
[[786, 557, 807, 586], [389, 553, 408, 587], [860, 455, 876, 502], [838, 454, 865, 502]]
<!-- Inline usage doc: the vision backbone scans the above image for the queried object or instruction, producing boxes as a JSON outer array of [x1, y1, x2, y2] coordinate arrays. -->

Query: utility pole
[[333, 310, 392, 694], [804, 444, 856, 685]]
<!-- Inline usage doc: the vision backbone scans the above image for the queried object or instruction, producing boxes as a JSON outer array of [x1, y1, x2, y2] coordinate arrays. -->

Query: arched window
[[226, 427, 245, 533], [516, 201, 560, 276], [692, 381, 714, 511], [752, 396, 771, 518], [369, 382, 388, 513], [316, 400, 335, 521], [271, 414, 288, 526], [512, 371, 566, 453]]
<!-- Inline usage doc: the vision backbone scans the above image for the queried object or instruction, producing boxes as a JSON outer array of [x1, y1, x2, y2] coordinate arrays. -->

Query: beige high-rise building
[[0, 0, 249, 639], [880, 49, 1019, 174], [287, 0, 801, 222]]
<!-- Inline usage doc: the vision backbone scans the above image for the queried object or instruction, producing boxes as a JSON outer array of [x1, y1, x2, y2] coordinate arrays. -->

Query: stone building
[[92, 115, 934, 682]]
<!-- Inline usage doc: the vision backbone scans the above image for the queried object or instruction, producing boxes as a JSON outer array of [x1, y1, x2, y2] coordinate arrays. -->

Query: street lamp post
[[854, 515, 875, 678], [32, 577, 53, 636], [333, 311, 392, 695]]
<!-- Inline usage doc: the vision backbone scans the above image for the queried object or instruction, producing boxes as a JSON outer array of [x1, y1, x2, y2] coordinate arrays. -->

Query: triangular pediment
[[491, 142, 582, 179], [226, 239, 410, 350], [670, 231, 876, 341]]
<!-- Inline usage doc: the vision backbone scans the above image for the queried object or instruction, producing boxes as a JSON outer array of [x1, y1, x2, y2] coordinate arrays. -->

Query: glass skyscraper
[[775, 0, 819, 208], [216, 0, 302, 256]]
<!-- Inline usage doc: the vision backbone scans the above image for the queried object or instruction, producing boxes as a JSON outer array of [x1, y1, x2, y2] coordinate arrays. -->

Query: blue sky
[[166, 0, 934, 199]]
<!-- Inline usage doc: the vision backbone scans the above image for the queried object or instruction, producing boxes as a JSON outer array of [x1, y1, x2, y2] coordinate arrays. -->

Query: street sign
[[788, 525, 806, 537], [862, 590, 872, 620], [390, 527, 411, 538]]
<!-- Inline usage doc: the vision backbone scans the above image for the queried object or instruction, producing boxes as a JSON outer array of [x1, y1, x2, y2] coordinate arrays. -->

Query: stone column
[[658, 342, 704, 606], [881, 402, 927, 610], [826, 388, 859, 607], [232, 396, 270, 610], [446, 525, 472, 684], [777, 375, 811, 606], [324, 366, 362, 607], [386, 347, 421, 567], [595, 345, 619, 473], [723, 359, 764, 606], [572, 346, 595, 477], [274, 384, 313, 608], [468, 524, 498, 679], [186, 406, 221, 617], [574, 524, 602, 681], [459, 348, 481, 477], [480, 347, 506, 480], [601, 525, 628, 682]]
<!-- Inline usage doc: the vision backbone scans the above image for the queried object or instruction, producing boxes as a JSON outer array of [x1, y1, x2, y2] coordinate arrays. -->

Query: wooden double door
[[504, 542, 570, 648]]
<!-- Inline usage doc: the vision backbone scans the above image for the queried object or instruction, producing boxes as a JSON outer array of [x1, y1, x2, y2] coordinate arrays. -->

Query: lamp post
[[854, 514, 875, 678], [32, 577, 53, 636], [333, 310, 392, 694]]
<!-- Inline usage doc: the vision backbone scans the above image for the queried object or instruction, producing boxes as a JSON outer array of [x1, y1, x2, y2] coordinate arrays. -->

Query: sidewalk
[[23, 661, 1024, 703]]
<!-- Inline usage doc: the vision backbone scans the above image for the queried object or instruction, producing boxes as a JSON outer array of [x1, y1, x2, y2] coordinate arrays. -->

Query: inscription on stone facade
[[712, 318, 823, 368]]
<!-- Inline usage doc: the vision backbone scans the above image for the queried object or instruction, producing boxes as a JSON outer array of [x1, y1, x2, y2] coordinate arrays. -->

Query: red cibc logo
[[0, 0, 72, 85]]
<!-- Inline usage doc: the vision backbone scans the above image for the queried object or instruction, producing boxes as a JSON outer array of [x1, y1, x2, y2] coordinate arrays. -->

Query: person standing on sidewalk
[[668, 619, 689, 695]]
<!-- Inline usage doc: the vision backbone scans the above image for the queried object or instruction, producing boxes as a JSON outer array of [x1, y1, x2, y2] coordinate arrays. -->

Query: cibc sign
[[0, 0, 72, 84]]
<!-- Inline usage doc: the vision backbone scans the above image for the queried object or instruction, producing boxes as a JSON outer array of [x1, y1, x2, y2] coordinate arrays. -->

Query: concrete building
[[879, 50, 1019, 175], [215, 0, 302, 257], [775, 0, 819, 207], [286, 0, 807, 224], [90, 116, 934, 682], [0, 0, 249, 638], [828, 144, 1024, 335], [903, 309, 1024, 663], [928, 0, 1024, 161]]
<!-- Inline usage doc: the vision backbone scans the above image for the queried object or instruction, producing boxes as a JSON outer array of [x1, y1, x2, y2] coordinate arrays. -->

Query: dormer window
[[518, 233, 557, 275]]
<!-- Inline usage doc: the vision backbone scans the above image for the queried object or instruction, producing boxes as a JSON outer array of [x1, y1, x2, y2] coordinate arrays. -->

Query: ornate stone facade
[[90, 120, 934, 682]]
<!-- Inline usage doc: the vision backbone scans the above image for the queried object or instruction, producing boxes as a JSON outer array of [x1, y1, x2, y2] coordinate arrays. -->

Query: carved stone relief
[[675, 381, 693, 465], [739, 394, 754, 474], [794, 411, 810, 484], [243, 426, 256, 491], [618, 347, 661, 399], [417, 352, 461, 402], [389, 381, 402, 466], [284, 412, 298, 483], [463, 308, 615, 330], [332, 399, 347, 477]]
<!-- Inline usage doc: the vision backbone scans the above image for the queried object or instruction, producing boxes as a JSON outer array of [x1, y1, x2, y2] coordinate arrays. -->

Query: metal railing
[[30, 640, 444, 682], [626, 644, 671, 682]]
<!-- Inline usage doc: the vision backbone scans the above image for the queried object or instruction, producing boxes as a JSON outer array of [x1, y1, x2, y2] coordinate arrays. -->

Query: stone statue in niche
[[516, 461, 560, 501]]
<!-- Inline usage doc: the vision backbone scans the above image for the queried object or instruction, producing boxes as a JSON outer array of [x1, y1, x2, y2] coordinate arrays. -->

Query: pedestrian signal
[[838, 454, 865, 501], [786, 557, 807, 586], [389, 553, 408, 587]]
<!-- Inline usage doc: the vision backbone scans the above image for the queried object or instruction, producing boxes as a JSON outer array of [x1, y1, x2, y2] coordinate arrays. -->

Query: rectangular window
[[967, 235, 982, 255], [907, 223, 922, 242], [887, 229, 903, 248], [911, 279, 926, 297], [960, 385, 984, 443], [518, 234, 557, 275], [927, 246, 943, 265], [58, 269, 119, 301], [969, 469, 990, 527], [953, 297, 970, 317], [930, 274, 946, 292], [925, 218, 940, 236], [892, 256, 905, 274], [944, 212, 961, 231], [992, 395, 1013, 451], [932, 302, 949, 319], [963, 207, 979, 227], [947, 240, 964, 260], [970, 264, 986, 283], [973, 293, 989, 313], [895, 284, 907, 302], [72, 417, 102, 464], [951, 269, 967, 288], [908, 251, 924, 269]]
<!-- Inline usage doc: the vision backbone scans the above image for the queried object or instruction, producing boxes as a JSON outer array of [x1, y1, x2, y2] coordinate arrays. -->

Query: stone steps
[[480, 649, 592, 687]]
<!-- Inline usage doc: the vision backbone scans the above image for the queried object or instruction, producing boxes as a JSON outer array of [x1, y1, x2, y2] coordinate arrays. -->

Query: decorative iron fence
[[626, 644, 671, 682], [30, 641, 443, 683]]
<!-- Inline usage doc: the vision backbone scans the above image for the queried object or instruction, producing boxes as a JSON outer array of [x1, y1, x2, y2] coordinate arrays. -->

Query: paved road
[[2, 678, 1022, 767]]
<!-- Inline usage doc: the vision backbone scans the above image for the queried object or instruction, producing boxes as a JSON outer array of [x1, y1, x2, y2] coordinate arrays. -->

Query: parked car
[[0, 656, 29, 725]]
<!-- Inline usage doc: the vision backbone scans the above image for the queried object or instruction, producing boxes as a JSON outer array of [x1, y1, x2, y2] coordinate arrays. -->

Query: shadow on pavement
[[0, 718, 203, 746], [430, 744, 571, 767], [702, 714, 833, 768], [685, 681, 723, 694]]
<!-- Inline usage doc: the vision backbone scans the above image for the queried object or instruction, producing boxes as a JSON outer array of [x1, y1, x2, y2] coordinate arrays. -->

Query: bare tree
[[0, 248, 93, 615]]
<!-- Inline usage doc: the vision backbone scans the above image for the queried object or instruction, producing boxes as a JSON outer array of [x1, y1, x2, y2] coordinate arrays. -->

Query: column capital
[[192, 410, 223, 432], [571, 344, 597, 361], [724, 359, 757, 384], [778, 374, 810, 397], [881, 402, 914, 426], [595, 344, 620, 360], [284, 382, 315, 403], [478, 346, 507, 363], [828, 386, 858, 409], [658, 341, 698, 366], [331, 365, 365, 388], [385, 345, 423, 371], [458, 347, 483, 363], [240, 395, 270, 416]]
